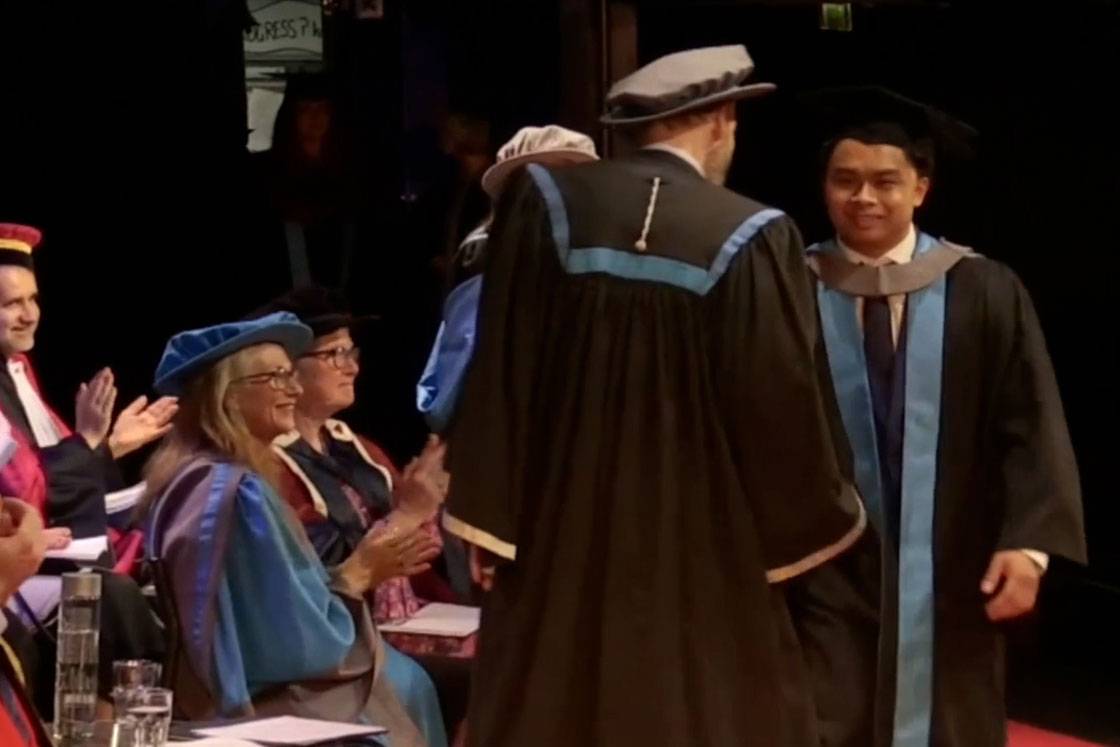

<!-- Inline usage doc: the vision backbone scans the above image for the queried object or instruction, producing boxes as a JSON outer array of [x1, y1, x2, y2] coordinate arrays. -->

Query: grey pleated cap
[[602, 45, 776, 127]]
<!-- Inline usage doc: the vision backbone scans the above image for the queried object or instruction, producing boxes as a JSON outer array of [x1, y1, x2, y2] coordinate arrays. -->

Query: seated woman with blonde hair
[[141, 312, 434, 746]]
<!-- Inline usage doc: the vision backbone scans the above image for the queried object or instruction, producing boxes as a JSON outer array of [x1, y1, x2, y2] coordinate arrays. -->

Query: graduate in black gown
[[789, 88, 1087, 747], [443, 46, 866, 747]]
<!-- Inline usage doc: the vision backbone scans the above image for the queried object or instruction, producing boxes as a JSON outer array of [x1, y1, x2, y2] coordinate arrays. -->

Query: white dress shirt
[[838, 224, 916, 347], [836, 225, 1049, 573], [6, 359, 63, 448]]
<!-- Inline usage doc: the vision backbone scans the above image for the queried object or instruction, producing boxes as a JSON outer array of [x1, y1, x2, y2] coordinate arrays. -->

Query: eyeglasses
[[231, 368, 300, 391], [300, 345, 360, 371]]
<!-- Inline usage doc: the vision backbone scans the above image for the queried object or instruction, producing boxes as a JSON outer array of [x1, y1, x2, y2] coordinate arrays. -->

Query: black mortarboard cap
[[801, 86, 979, 164], [249, 285, 379, 338]]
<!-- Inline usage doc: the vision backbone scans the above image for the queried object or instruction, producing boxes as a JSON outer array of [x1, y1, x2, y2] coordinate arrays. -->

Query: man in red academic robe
[[0, 223, 172, 713], [0, 224, 177, 542]]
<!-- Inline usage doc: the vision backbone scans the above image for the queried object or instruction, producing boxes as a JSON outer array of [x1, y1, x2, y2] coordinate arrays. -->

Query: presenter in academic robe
[[443, 46, 866, 747], [788, 87, 1087, 747]]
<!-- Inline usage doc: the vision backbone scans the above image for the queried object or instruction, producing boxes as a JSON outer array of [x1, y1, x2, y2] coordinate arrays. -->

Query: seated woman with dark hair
[[256, 287, 472, 740], [141, 312, 437, 746]]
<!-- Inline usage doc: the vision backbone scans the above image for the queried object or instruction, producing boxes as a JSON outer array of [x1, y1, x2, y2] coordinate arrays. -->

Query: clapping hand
[[74, 368, 117, 450], [339, 524, 442, 595], [358, 526, 442, 590], [107, 395, 179, 459], [394, 436, 449, 525]]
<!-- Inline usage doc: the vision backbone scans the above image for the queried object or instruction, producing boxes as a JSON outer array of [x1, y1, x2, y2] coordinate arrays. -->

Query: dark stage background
[[0, 0, 1117, 739]]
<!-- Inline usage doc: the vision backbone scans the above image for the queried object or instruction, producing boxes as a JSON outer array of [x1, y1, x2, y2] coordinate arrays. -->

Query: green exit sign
[[820, 3, 854, 32]]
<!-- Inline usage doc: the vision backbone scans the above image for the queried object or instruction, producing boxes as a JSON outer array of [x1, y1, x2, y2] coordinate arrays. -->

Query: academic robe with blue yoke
[[417, 224, 488, 434], [791, 233, 1087, 747], [146, 457, 426, 747], [443, 150, 867, 747]]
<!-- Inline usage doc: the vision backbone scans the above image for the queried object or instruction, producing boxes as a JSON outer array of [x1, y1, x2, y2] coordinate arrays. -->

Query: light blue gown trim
[[193, 462, 231, 663], [214, 474, 359, 714], [416, 274, 484, 431], [527, 164, 571, 261], [417, 321, 447, 415], [527, 164, 783, 296], [382, 642, 449, 747], [810, 232, 944, 746]]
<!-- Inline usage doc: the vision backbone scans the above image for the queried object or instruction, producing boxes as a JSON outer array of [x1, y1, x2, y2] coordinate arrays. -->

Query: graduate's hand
[[469, 544, 497, 592], [74, 368, 117, 450], [0, 499, 47, 603], [982, 550, 1042, 622], [108, 395, 180, 459], [394, 435, 449, 524]]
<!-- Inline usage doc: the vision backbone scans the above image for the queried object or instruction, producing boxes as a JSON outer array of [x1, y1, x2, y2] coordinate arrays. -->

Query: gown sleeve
[[442, 171, 552, 561], [991, 271, 1086, 564], [40, 437, 110, 538], [708, 215, 866, 581], [208, 472, 360, 713]]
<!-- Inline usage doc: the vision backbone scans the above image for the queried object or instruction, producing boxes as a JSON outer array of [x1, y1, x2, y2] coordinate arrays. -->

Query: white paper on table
[[44, 535, 108, 562], [171, 739, 263, 747], [194, 716, 386, 745], [106, 482, 146, 515], [377, 603, 481, 638]]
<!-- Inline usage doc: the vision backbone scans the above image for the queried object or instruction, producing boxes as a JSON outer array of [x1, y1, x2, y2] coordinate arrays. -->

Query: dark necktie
[[863, 296, 895, 409], [863, 296, 903, 545]]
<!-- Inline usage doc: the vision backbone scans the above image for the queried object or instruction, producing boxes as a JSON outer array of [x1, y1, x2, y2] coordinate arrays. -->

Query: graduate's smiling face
[[294, 327, 360, 420], [0, 266, 41, 357], [824, 138, 930, 257]]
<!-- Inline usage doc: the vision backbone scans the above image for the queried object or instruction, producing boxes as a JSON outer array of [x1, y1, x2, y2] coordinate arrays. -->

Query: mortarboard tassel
[[634, 177, 662, 252]]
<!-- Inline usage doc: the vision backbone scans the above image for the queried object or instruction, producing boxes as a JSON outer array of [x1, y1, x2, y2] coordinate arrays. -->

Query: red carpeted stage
[[1010, 721, 1107, 747]]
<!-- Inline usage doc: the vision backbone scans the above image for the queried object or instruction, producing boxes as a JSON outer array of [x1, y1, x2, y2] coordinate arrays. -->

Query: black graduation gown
[[0, 362, 118, 539], [792, 245, 1087, 747], [444, 150, 866, 747]]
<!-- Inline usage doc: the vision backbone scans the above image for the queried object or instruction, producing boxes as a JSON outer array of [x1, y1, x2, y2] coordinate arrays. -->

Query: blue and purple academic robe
[[147, 457, 432, 747]]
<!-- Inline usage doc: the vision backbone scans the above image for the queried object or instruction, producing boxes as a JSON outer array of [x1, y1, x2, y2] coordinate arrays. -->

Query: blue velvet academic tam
[[154, 312, 313, 396]]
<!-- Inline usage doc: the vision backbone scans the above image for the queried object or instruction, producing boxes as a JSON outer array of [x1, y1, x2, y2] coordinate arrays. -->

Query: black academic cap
[[800, 86, 979, 165], [248, 285, 379, 338]]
